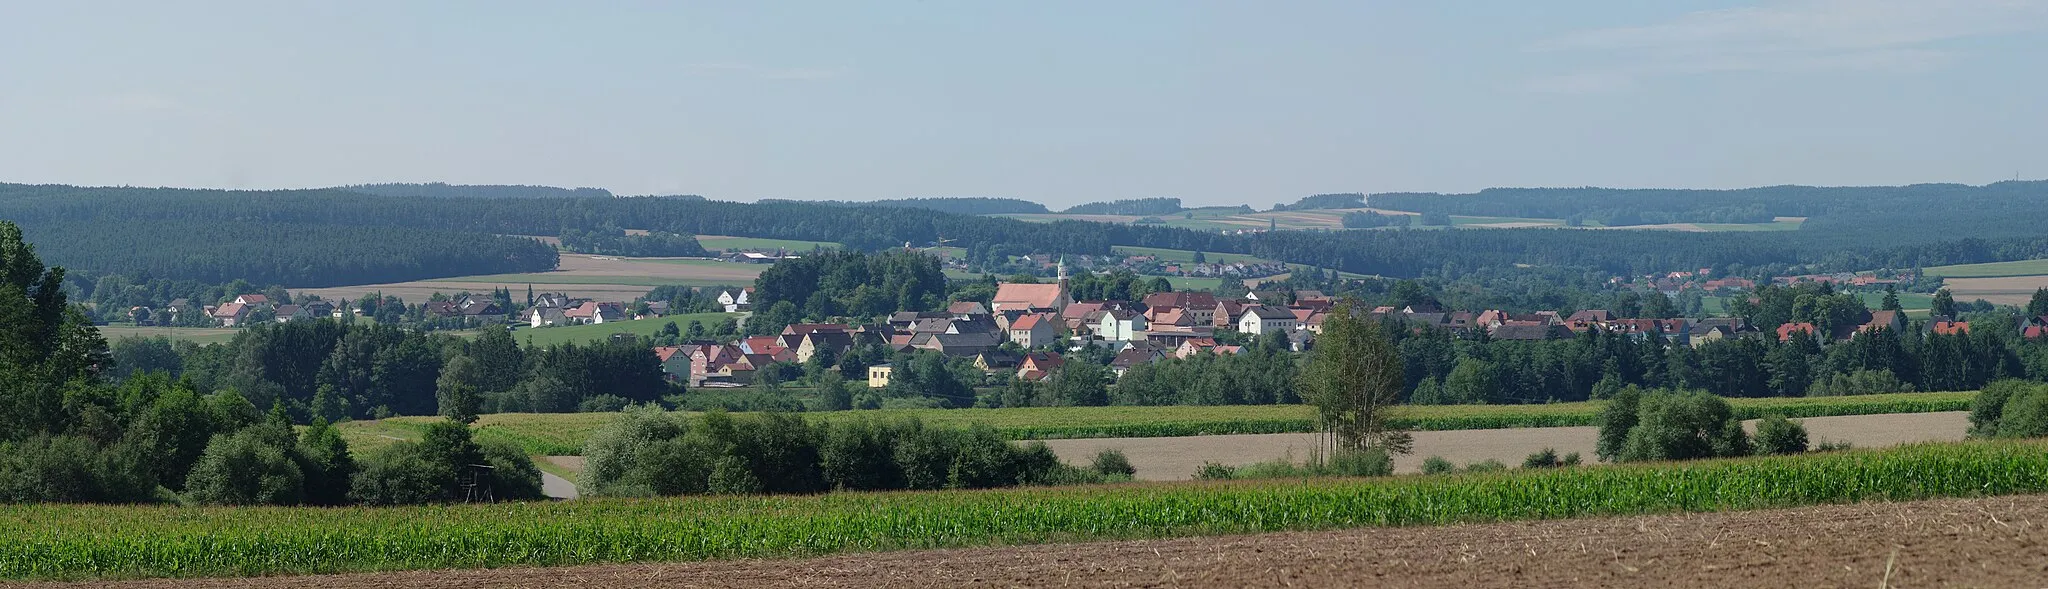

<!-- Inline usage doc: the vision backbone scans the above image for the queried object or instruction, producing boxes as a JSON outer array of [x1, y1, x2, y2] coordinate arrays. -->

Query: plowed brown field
[[23, 494, 2048, 588]]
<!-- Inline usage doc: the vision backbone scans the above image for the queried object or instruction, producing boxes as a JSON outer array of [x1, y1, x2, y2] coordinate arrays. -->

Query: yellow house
[[867, 364, 893, 388]]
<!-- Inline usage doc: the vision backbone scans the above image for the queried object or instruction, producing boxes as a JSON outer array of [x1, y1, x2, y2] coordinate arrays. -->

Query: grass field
[[510, 312, 736, 348], [1851, 291, 1935, 310], [94, 325, 243, 345], [8, 438, 2045, 581], [695, 235, 839, 252], [1111, 245, 1275, 265], [335, 391, 1978, 456], [1923, 258, 2048, 279]]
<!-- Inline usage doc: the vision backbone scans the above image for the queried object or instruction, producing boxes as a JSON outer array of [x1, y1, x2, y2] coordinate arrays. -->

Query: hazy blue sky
[[2, 1, 2044, 207]]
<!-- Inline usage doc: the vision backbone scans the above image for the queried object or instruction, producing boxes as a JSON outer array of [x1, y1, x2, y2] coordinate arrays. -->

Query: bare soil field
[[1042, 411, 1968, 480], [1940, 276, 2048, 306], [40, 493, 2048, 588], [292, 255, 764, 302]]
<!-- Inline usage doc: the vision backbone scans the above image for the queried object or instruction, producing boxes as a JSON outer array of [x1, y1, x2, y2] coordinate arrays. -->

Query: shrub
[[1996, 388, 2048, 439], [1968, 380, 2032, 437], [1595, 386, 1641, 462], [480, 439, 544, 501], [1520, 449, 1579, 469], [1194, 462, 1236, 480], [1753, 415, 1809, 455], [1421, 456, 1455, 475], [1090, 449, 1137, 477], [1806, 369, 1914, 397], [1815, 439, 1853, 452], [296, 418, 355, 506], [577, 394, 633, 413], [349, 444, 454, 506], [0, 435, 157, 503], [183, 429, 305, 506], [1617, 390, 1750, 462], [1221, 449, 1392, 480], [581, 411, 1068, 496]]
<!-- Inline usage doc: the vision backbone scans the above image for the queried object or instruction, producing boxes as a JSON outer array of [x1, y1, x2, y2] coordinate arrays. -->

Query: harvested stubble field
[[7, 440, 2048, 583], [333, 392, 1978, 457], [1042, 410, 1968, 480], [34, 494, 2048, 588]]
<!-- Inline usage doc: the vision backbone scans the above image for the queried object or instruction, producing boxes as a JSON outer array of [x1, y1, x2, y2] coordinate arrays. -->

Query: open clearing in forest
[[291, 254, 763, 302], [40, 493, 2048, 588], [1040, 411, 1970, 480]]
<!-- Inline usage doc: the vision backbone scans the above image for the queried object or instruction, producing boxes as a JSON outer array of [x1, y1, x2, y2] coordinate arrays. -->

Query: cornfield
[[3, 436, 2039, 581]]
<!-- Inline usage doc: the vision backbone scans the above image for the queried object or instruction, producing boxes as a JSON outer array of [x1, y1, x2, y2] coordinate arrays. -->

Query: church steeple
[[1057, 256, 1067, 283]]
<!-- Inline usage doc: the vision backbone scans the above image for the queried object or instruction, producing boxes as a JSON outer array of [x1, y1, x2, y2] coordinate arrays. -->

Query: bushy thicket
[[1753, 415, 1810, 455], [1596, 388, 1752, 462], [1194, 449, 1392, 481], [580, 409, 1097, 496], [348, 420, 542, 505], [1967, 379, 2048, 439]]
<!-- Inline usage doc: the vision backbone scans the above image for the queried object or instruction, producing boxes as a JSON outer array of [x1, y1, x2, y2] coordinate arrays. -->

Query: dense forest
[[17, 218, 558, 287], [558, 228, 706, 257], [748, 249, 949, 334], [337, 183, 616, 199], [1062, 197, 1183, 215]]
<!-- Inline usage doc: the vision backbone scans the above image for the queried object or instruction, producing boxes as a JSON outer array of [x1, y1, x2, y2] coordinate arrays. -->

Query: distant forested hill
[[11, 180, 2048, 290], [338, 182, 614, 199], [1271, 193, 1365, 211], [763, 197, 1049, 215], [1369, 182, 2048, 228], [1063, 197, 1183, 215]]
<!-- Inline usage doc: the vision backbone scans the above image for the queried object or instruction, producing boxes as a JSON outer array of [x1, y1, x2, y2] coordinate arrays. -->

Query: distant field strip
[[335, 392, 1977, 456], [7, 439, 2045, 580], [95, 326, 242, 345], [1924, 258, 2048, 278], [695, 235, 839, 251]]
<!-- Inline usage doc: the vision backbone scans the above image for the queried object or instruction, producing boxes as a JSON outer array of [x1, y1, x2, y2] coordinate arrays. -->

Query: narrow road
[[540, 472, 578, 499]]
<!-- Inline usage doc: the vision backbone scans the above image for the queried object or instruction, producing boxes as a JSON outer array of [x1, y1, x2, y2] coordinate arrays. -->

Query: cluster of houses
[[1609, 268, 1758, 296], [1358, 305, 1921, 348], [199, 294, 340, 327], [663, 277, 1341, 387], [525, 292, 632, 328]]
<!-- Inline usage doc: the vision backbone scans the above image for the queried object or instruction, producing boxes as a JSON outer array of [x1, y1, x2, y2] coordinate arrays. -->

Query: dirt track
[[1042, 411, 1969, 480], [31, 493, 2048, 588]]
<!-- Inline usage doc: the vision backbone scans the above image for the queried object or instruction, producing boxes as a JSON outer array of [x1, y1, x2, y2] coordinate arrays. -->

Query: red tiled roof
[[993, 283, 1066, 310], [1009, 313, 1046, 330]]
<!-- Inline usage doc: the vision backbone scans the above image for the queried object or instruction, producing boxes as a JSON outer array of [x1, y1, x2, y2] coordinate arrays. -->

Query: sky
[[2, 0, 2045, 208]]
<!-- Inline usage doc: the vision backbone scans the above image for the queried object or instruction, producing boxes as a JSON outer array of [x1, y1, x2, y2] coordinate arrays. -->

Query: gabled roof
[[1009, 313, 1047, 331], [1566, 310, 1613, 323], [1020, 351, 1065, 372], [1142, 291, 1218, 311], [1776, 322, 1817, 341], [234, 294, 269, 304], [993, 283, 1066, 309], [1246, 306, 1295, 320], [1061, 301, 1107, 321], [947, 301, 989, 315], [1492, 324, 1561, 341], [1110, 348, 1164, 369], [211, 302, 247, 318]]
